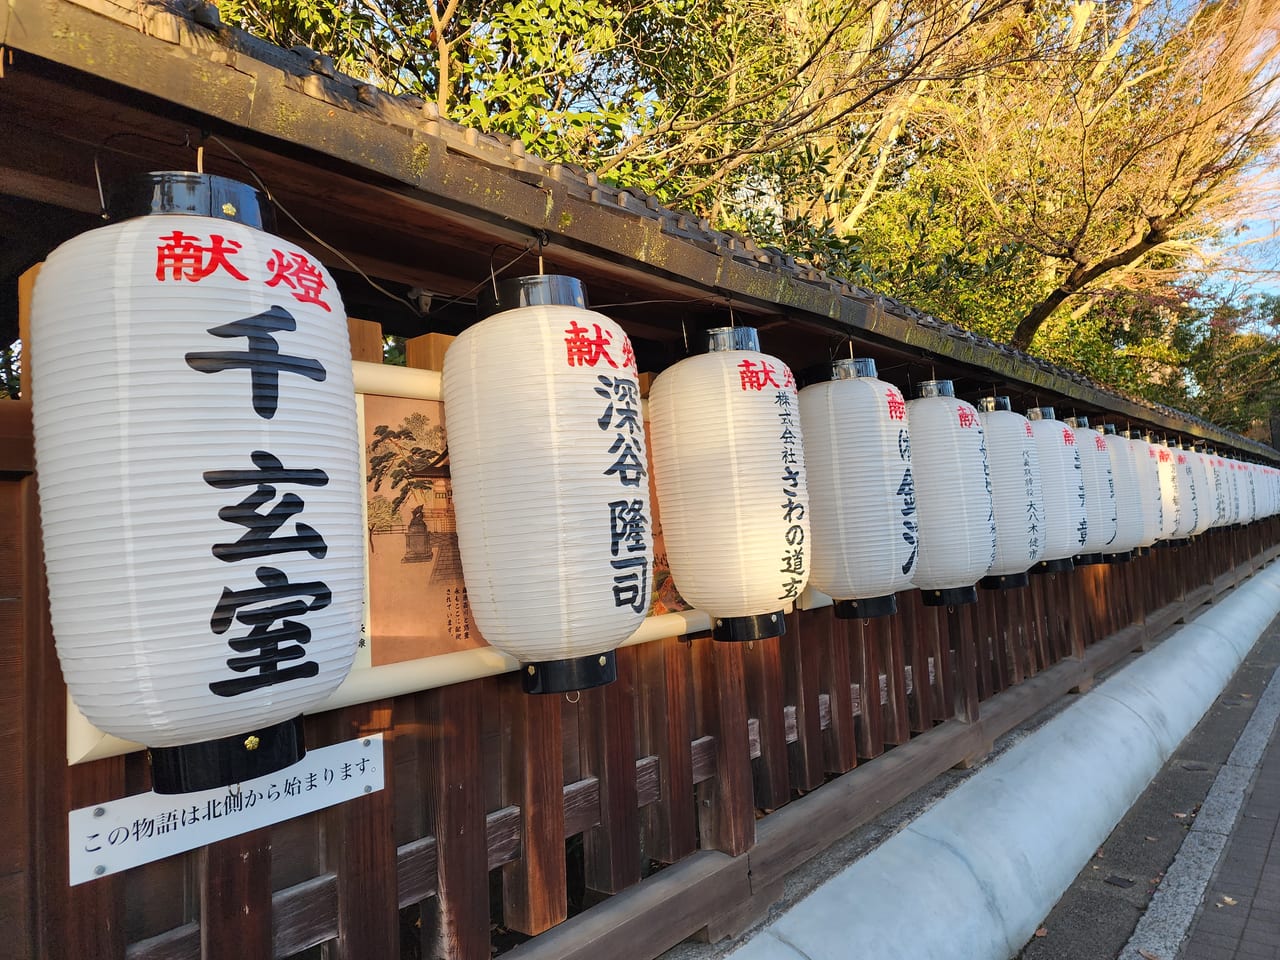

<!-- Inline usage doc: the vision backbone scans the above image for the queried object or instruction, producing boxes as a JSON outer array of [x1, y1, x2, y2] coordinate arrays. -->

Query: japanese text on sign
[[69, 736, 383, 885]]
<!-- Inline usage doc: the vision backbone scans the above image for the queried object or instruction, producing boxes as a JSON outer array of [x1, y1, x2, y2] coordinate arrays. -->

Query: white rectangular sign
[[69, 734, 384, 885]]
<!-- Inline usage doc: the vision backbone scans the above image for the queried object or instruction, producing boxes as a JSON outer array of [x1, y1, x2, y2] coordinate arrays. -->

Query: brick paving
[[1180, 722, 1280, 960]]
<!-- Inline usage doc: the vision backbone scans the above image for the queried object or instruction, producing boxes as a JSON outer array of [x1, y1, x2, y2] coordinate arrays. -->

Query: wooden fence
[[1, 317, 1277, 960]]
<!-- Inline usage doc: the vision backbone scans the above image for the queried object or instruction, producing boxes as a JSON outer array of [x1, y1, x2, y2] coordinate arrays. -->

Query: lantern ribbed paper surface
[[1154, 438, 1182, 539], [1067, 419, 1118, 558], [442, 276, 652, 692], [1169, 442, 1198, 538], [1101, 425, 1145, 555], [798, 359, 915, 618], [1027, 408, 1086, 570], [30, 173, 362, 791], [1182, 444, 1213, 537], [907, 381, 995, 606], [1208, 455, 1228, 529], [977, 397, 1043, 586], [1127, 432, 1164, 545], [648, 327, 808, 641], [1227, 460, 1244, 525], [1240, 462, 1258, 524]]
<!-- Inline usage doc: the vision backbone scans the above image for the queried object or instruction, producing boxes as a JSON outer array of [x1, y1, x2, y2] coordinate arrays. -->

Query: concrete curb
[[726, 563, 1280, 960]]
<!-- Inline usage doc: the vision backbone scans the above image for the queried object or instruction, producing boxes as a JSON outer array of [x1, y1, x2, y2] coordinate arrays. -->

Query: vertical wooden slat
[[501, 683, 567, 935], [972, 594, 995, 700], [851, 617, 885, 760], [200, 829, 272, 959], [0, 480, 32, 957], [580, 647, 640, 894], [944, 605, 980, 723], [880, 614, 910, 746], [783, 610, 826, 791], [742, 636, 791, 811], [17, 263, 39, 398], [693, 637, 755, 856], [901, 592, 933, 733], [345, 318, 384, 363], [315, 702, 398, 960], [636, 636, 696, 864], [405, 333, 456, 371], [419, 680, 490, 960], [66, 759, 128, 960], [821, 618, 857, 774], [924, 603, 952, 724]]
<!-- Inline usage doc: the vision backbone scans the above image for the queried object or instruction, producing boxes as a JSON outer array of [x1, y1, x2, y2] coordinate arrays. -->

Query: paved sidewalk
[[1177, 726, 1280, 959]]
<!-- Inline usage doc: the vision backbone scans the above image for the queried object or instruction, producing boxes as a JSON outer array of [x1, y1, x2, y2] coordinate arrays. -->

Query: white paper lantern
[[798, 358, 915, 618], [1239, 460, 1258, 524], [1227, 459, 1245, 525], [1152, 435, 1184, 540], [1201, 451, 1228, 529], [1125, 430, 1164, 547], [1166, 439, 1199, 539], [907, 381, 995, 605], [443, 275, 652, 692], [1026, 407, 1086, 571], [1098, 424, 1146, 556], [1065, 417, 1118, 561], [1177, 445, 1208, 542], [30, 172, 362, 792], [976, 396, 1043, 589], [648, 327, 808, 640]]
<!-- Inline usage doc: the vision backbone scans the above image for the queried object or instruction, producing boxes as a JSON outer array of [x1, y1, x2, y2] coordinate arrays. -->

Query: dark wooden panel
[[742, 635, 790, 811], [880, 614, 910, 747], [199, 828, 272, 959], [852, 616, 885, 760], [692, 637, 755, 856], [312, 703, 399, 960], [944, 604, 979, 724], [501, 682, 567, 935], [419, 680, 489, 959], [783, 610, 825, 791], [635, 637, 696, 864], [580, 646, 640, 894], [900, 590, 933, 733], [822, 618, 857, 773]]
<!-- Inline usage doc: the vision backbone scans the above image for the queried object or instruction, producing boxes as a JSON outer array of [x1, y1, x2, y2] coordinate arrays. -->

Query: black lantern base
[[1103, 550, 1134, 564], [1074, 553, 1106, 566], [921, 586, 978, 607], [834, 594, 898, 619], [1032, 557, 1075, 575], [149, 715, 305, 795], [712, 611, 786, 642], [522, 651, 617, 694], [980, 572, 1029, 590]]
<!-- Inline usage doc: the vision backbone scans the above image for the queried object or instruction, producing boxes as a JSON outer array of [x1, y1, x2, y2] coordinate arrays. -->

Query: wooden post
[[418, 681, 490, 960], [901, 591, 934, 733], [783, 610, 826, 791], [944, 604, 980, 724], [851, 617, 886, 760], [200, 829, 273, 958], [693, 637, 755, 857], [821, 618, 858, 774], [880, 614, 910, 747], [742, 636, 791, 811], [635, 637, 696, 864], [500, 682, 567, 935], [580, 647, 641, 895]]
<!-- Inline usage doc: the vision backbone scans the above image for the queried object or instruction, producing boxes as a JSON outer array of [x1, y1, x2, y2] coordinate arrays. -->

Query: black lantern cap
[[1102, 550, 1134, 563], [479, 275, 588, 318], [1075, 553, 1106, 565], [521, 651, 616, 694], [980, 572, 1029, 590], [148, 715, 304, 795], [834, 594, 898, 618], [921, 585, 978, 606], [712, 610, 786, 642], [1032, 557, 1075, 574], [109, 171, 275, 230]]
